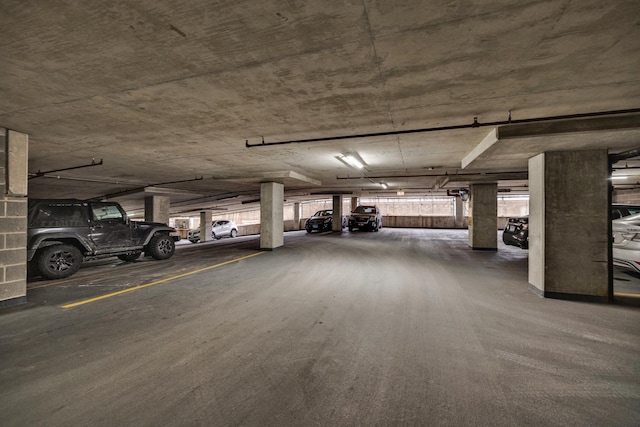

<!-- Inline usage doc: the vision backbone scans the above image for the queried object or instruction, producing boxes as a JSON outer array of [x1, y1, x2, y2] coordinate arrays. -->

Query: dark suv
[[305, 209, 346, 233], [27, 199, 176, 279], [348, 205, 382, 231]]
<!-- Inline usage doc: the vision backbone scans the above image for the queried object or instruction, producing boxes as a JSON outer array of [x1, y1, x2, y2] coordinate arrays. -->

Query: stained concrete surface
[[1, 229, 639, 426]]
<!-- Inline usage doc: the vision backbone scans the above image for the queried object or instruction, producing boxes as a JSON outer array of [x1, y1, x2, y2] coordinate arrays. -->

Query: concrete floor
[[1, 229, 639, 426]]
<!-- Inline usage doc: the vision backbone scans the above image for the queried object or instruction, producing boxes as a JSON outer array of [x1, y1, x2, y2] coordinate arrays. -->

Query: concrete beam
[[462, 113, 640, 170], [462, 128, 498, 169], [498, 113, 640, 139]]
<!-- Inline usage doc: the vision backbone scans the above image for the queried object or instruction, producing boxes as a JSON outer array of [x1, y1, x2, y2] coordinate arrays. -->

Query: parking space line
[[614, 292, 640, 298], [60, 252, 265, 309]]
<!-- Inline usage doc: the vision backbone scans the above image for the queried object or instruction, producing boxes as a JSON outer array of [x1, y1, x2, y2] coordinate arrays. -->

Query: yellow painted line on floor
[[614, 292, 640, 299], [60, 252, 265, 309]]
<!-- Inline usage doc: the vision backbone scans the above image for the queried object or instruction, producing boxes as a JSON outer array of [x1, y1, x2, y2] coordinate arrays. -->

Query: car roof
[[613, 212, 640, 223]]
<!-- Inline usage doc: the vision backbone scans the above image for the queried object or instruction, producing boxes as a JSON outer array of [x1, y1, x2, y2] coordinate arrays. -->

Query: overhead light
[[397, 190, 405, 196], [611, 176, 628, 180], [337, 154, 364, 169], [380, 183, 388, 189]]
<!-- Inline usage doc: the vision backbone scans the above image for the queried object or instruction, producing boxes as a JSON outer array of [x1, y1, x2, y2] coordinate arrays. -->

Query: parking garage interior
[[1, 1, 639, 425]]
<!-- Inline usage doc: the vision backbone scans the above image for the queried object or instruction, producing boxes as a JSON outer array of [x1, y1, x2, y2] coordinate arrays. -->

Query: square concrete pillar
[[528, 150, 610, 302], [293, 202, 301, 230], [200, 211, 213, 242], [0, 129, 28, 308], [455, 195, 465, 228], [350, 197, 359, 213], [332, 195, 343, 232], [260, 182, 284, 250], [468, 183, 497, 250], [144, 195, 170, 224]]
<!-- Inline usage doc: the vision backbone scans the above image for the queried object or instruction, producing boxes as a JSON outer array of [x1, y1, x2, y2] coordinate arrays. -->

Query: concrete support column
[[468, 183, 497, 250], [332, 195, 343, 232], [260, 182, 284, 250], [144, 195, 170, 224], [293, 202, 301, 230], [528, 150, 610, 302], [350, 197, 359, 213], [199, 211, 212, 242], [0, 129, 28, 308], [455, 195, 465, 227]]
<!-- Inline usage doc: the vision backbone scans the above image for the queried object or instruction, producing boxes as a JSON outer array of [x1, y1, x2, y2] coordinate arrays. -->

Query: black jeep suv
[[27, 199, 176, 279], [502, 216, 528, 249]]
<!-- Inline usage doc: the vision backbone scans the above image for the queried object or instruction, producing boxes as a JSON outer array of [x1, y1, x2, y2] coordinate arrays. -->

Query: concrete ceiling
[[1, 1, 640, 216]]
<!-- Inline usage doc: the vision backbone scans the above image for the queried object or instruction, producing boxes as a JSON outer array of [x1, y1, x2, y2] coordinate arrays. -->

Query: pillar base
[[0, 296, 27, 309], [528, 284, 610, 304]]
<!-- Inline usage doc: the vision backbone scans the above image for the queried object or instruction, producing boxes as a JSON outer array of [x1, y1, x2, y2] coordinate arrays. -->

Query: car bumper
[[613, 247, 640, 273], [306, 222, 331, 232], [349, 221, 375, 229]]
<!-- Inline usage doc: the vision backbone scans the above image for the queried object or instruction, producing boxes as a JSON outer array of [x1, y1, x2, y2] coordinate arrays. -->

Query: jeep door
[[88, 202, 134, 251]]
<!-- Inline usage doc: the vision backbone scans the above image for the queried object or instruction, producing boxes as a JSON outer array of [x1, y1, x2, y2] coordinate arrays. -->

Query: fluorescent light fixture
[[611, 176, 628, 180], [380, 182, 388, 189], [337, 154, 364, 169]]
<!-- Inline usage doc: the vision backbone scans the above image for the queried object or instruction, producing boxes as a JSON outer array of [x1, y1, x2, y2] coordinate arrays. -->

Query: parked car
[[305, 209, 346, 233], [502, 216, 528, 249], [611, 204, 640, 220], [27, 199, 176, 279], [348, 205, 382, 231], [188, 220, 238, 243], [612, 212, 640, 273]]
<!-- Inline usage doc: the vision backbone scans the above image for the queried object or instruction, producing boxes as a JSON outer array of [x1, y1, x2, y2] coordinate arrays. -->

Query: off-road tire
[[148, 234, 175, 260], [36, 244, 83, 279], [118, 251, 142, 262]]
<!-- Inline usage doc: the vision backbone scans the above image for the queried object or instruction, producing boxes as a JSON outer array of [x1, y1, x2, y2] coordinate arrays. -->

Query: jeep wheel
[[36, 244, 83, 279], [118, 251, 142, 262], [148, 235, 175, 260]]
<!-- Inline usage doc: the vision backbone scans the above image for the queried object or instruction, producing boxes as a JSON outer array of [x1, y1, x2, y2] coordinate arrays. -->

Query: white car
[[612, 213, 640, 273], [188, 220, 238, 243]]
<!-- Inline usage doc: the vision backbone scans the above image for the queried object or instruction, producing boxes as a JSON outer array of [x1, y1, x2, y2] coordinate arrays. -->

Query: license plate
[[312, 224, 318, 229], [357, 222, 365, 226]]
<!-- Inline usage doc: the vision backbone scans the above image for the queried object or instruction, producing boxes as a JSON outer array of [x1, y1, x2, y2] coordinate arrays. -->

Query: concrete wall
[[235, 216, 517, 237], [613, 189, 640, 205], [0, 129, 28, 308], [384, 216, 469, 229]]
